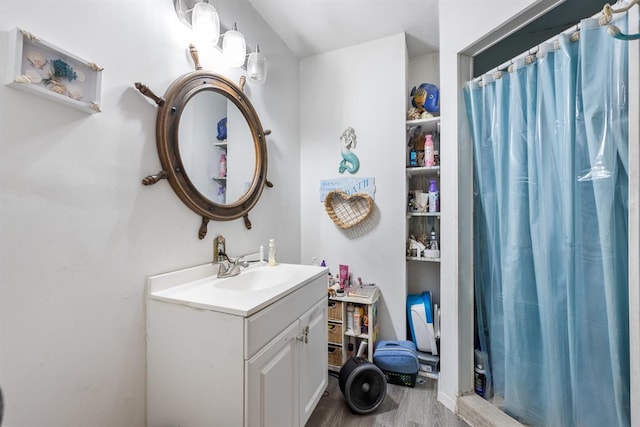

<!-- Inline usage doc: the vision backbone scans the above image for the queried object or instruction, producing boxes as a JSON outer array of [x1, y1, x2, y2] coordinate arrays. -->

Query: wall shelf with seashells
[[4, 27, 103, 114]]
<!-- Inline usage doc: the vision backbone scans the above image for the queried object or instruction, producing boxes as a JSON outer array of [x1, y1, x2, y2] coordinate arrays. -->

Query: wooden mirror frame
[[136, 45, 272, 239]]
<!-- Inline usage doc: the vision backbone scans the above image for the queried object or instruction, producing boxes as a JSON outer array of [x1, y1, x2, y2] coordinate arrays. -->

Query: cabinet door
[[299, 298, 328, 426], [246, 321, 299, 427]]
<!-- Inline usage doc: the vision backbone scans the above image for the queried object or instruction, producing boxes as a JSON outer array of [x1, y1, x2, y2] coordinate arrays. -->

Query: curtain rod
[[601, 0, 640, 40], [472, 0, 635, 83]]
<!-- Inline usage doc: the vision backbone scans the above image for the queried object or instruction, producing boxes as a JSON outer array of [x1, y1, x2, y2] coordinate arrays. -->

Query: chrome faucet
[[214, 253, 245, 278]]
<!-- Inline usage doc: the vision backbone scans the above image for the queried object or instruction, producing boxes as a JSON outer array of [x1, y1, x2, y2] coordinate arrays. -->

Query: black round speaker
[[338, 357, 387, 414]]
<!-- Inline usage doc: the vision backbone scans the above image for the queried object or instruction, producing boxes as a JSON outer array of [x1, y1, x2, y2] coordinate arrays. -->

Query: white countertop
[[147, 262, 328, 317]]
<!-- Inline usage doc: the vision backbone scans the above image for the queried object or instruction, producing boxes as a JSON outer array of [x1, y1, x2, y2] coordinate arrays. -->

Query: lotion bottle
[[424, 134, 435, 167], [268, 239, 277, 266], [219, 153, 227, 177], [428, 179, 439, 213]]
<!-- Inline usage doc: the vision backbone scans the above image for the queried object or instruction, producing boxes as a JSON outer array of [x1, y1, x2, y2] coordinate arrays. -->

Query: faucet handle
[[214, 261, 229, 275]]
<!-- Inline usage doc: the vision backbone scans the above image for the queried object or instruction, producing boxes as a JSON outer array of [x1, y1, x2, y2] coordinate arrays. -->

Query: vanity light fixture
[[222, 22, 247, 67], [191, 1, 220, 45], [173, 1, 267, 79], [247, 44, 267, 83]]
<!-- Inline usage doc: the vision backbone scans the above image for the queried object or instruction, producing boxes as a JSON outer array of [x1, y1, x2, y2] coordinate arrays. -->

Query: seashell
[[20, 30, 38, 42], [90, 101, 101, 112], [14, 74, 32, 83], [88, 62, 104, 72], [66, 83, 84, 100], [50, 84, 66, 95], [26, 50, 47, 69], [74, 69, 86, 83], [25, 69, 42, 84]]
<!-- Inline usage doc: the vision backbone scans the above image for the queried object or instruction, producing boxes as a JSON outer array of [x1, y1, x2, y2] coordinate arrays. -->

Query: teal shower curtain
[[464, 15, 630, 427]]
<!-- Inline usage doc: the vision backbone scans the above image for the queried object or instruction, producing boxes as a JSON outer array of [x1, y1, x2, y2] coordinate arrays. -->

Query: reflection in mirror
[[179, 90, 256, 205]]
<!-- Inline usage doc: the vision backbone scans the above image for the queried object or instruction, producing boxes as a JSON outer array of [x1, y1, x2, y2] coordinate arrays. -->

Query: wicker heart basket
[[324, 190, 374, 229]]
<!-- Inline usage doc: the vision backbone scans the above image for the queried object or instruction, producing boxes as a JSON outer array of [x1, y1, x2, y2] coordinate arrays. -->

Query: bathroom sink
[[212, 268, 293, 291], [147, 262, 328, 316]]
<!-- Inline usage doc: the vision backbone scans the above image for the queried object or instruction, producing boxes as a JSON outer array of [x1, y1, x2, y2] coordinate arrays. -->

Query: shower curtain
[[464, 15, 630, 427]]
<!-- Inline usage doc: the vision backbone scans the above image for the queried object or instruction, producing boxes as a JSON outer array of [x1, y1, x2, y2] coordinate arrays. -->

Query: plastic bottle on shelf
[[409, 146, 418, 167], [424, 134, 435, 167], [353, 306, 365, 334], [219, 153, 227, 177], [429, 226, 439, 251], [346, 304, 354, 332], [428, 179, 439, 213]]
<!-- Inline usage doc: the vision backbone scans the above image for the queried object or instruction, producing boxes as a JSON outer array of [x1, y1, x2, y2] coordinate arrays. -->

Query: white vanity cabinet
[[146, 263, 328, 427], [246, 297, 327, 426]]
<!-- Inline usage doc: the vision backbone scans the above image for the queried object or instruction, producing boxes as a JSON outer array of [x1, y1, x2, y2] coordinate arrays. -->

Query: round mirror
[[178, 90, 257, 205], [151, 71, 269, 235]]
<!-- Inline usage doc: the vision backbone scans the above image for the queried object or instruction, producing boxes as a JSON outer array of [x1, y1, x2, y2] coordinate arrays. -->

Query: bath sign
[[319, 177, 376, 201]]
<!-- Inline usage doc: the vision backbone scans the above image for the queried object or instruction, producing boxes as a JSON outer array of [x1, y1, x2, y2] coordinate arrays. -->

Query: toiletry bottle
[[409, 147, 418, 167], [268, 239, 277, 266], [416, 136, 425, 166], [428, 179, 439, 213], [353, 310, 361, 335], [346, 304, 354, 332], [353, 306, 364, 334], [424, 134, 435, 166], [475, 364, 486, 397], [429, 226, 439, 250], [219, 153, 227, 177]]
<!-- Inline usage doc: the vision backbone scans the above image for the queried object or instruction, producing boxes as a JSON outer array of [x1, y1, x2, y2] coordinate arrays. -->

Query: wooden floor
[[306, 373, 470, 427]]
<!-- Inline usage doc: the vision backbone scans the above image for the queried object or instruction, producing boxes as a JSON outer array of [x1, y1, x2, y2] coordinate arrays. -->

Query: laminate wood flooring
[[307, 373, 470, 427]]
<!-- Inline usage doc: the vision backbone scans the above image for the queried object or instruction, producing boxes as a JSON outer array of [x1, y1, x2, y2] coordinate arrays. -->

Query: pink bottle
[[424, 135, 435, 167], [219, 153, 227, 177]]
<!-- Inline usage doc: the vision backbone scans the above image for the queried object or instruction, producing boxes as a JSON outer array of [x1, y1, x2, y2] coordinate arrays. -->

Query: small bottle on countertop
[[268, 239, 277, 266]]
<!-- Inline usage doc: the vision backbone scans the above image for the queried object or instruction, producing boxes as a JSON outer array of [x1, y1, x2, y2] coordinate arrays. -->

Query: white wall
[[0, 1, 300, 425], [407, 52, 440, 96], [300, 34, 407, 341]]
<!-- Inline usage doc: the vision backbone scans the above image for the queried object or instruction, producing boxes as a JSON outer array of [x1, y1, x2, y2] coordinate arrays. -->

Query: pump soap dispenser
[[268, 239, 277, 266]]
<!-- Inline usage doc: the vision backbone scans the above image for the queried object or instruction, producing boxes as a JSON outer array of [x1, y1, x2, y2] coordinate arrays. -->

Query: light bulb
[[191, 2, 220, 46], [223, 22, 246, 67], [247, 44, 267, 83]]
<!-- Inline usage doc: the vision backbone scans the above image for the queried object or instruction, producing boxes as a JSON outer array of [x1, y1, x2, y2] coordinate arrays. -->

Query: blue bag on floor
[[373, 340, 419, 387]]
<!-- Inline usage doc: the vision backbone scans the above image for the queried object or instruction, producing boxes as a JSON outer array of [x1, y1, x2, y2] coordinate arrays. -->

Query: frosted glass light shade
[[247, 45, 267, 83], [191, 2, 220, 45], [223, 23, 246, 67]]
